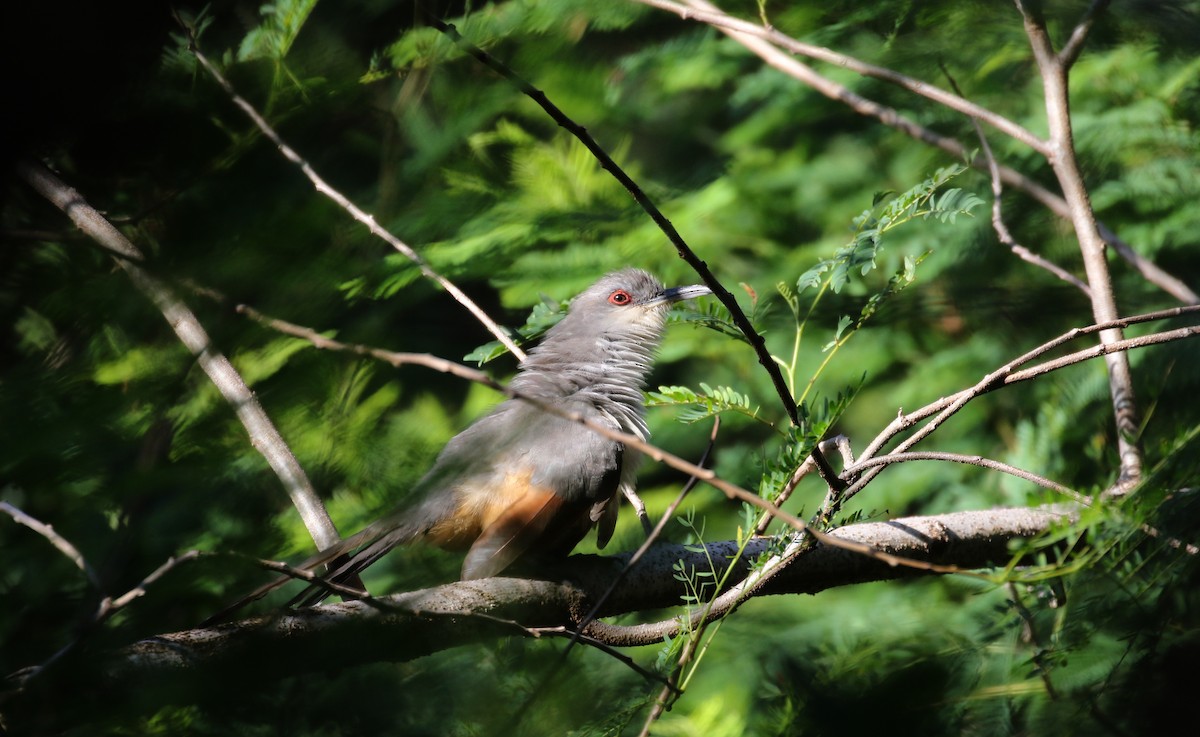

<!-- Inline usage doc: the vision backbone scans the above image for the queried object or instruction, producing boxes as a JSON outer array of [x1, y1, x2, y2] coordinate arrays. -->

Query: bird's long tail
[[200, 510, 424, 625]]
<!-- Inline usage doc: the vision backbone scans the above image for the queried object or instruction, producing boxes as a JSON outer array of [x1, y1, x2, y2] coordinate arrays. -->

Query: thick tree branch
[[4, 505, 1071, 722]]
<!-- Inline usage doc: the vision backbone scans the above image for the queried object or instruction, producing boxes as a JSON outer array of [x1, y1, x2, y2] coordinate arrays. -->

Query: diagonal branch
[[1, 501, 103, 590], [635, 0, 1197, 305], [941, 63, 1091, 296], [645, 0, 1049, 155], [16, 160, 348, 555], [421, 13, 814, 441], [1016, 0, 1142, 486], [1059, 0, 1113, 70], [183, 29, 526, 362], [850, 306, 1200, 497]]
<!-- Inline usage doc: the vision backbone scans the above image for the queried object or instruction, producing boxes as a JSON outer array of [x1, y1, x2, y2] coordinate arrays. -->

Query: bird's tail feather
[[200, 511, 423, 626]]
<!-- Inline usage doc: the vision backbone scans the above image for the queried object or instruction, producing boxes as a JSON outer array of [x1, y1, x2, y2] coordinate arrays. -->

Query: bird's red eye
[[608, 289, 633, 306]]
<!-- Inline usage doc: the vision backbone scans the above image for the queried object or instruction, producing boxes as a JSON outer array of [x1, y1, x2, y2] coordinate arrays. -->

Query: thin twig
[[636, 0, 1197, 305], [754, 435, 854, 535], [844, 311, 1200, 500], [940, 62, 1091, 296], [1059, 0, 1113, 70], [527, 626, 674, 687], [24, 550, 206, 682], [100, 550, 204, 615], [846, 451, 1084, 502], [182, 22, 526, 362], [647, 0, 1049, 155], [1, 501, 103, 590]]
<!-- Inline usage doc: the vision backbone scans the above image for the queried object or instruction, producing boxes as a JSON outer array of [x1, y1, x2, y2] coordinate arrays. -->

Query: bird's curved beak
[[651, 284, 712, 305]]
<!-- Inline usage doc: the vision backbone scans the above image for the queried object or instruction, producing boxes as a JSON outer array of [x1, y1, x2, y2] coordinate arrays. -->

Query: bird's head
[[562, 268, 711, 338]]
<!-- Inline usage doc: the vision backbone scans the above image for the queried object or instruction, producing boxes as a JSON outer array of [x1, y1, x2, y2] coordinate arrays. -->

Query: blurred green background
[[3, 1, 1199, 734]]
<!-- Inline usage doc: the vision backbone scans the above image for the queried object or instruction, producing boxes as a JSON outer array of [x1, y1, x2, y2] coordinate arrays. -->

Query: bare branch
[[183, 31, 526, 362], [1016, 0, 1143, 485], [1, 501, 102, 590], [941, 63, 1091, 296], [101, 550, 204, 614], [847, 308, 1200, 498], [645, 0, 1050, 154], [632, 0, 1197, 305], [1059, 0, 1113, 70], [1006, 324, 1200, 384], [16, 160, 347, 555], [845, 451, 1084, 502]]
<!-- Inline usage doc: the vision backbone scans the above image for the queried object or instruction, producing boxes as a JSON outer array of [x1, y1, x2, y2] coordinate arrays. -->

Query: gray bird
[[296, 269, 709, 598]]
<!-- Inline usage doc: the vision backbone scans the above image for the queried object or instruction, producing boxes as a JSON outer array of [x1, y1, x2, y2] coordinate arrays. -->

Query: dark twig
[[22, 550, 205, 683], [421, 14, 834, 479], [755, 435, 854, 535], [527, 626, 674, 688]]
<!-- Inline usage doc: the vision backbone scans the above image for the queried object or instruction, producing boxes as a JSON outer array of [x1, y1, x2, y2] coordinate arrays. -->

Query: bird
[[247, 268, 710, 612]]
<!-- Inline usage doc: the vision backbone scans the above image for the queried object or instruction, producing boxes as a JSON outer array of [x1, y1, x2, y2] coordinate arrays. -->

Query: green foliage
[[238, 0, 318, 62], [3, 0, 1199, 735], [462, 293, 571, 364], [648, 382, 769, 428]]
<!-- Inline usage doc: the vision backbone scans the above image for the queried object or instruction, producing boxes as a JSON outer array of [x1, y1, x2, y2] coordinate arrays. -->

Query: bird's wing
[[460, 484, 566, 580], [457, 401, 626, 578]]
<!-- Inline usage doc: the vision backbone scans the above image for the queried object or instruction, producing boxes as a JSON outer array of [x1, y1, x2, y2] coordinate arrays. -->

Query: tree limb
[[1015, 0, 1143, 485], [2, 504, 1072, 727], [183, 28, 526, 361], [15, 160, 348, 555], [635, 0, 1198, 305]]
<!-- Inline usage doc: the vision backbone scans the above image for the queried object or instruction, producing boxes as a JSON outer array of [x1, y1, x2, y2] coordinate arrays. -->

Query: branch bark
[[1, 505, 1071, 730], [16, 160, 348, 555], [185, 35, 527, 361], [1016, 0, 1143, 485], [635, 0, 1198, 306]]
